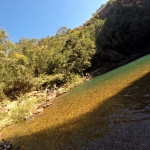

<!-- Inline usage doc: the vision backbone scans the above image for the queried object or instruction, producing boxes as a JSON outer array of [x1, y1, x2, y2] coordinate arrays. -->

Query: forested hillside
[[0, 0, 150, 100]]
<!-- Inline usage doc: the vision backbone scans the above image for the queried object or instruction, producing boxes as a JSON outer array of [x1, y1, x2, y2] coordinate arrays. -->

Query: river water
[[0, 55, 150, 150]]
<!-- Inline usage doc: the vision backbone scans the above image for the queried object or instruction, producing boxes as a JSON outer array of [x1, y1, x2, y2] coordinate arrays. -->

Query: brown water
[[0, 55, 150, 150]]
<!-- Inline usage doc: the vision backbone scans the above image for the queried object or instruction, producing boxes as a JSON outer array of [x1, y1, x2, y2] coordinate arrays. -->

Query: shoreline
[[0, 78, 86, 131], [0, 51, 149, 130]]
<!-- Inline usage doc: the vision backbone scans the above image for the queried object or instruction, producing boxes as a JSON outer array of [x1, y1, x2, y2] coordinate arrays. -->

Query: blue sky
[[0, 0, 107, 43]]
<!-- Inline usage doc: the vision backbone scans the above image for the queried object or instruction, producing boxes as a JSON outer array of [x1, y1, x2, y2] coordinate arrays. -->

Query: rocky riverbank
[[0, 76, 87, 131]]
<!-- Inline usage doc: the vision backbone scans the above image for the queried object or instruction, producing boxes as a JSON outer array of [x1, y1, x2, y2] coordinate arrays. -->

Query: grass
[[0, 95, 46, 130]]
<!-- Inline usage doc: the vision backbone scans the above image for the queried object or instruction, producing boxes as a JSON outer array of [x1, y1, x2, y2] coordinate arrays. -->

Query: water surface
[[0, 55, 150, 150]]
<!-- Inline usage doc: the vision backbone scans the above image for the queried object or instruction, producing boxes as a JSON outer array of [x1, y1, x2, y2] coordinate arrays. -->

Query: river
[[0, 55, 150, 150]]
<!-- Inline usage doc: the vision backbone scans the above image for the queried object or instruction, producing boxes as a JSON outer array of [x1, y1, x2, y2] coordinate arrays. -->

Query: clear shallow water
[[1, 55, 150, 150]]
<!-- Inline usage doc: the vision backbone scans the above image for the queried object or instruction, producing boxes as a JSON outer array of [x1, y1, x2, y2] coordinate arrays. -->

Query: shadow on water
[[5, 71, 150, 149]]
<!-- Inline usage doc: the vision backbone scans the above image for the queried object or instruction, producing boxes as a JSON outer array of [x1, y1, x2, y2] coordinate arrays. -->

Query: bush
[[63, 73, 84, 90], [30, 74, 64, 90], [0, 82, 6, 100]]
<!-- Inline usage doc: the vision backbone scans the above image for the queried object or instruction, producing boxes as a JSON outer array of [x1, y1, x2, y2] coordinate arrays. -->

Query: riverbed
[[0, 54, 150, 150]]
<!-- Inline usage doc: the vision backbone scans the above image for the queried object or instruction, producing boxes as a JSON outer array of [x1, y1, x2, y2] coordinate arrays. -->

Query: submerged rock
[[123, 94, 130, 97], [143, 94, 150, 97], [0, 140, 12, 150]]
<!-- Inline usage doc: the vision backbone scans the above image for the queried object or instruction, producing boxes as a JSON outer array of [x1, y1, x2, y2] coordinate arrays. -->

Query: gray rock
[[143, 94, 150, 97]]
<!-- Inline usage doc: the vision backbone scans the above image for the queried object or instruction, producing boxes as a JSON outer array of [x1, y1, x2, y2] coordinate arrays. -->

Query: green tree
[[56, 26, 69, 36]]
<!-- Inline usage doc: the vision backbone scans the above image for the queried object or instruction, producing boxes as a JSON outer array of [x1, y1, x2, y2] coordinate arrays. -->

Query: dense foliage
[[0, 0, 150, 100], [0, 27, 96, 99], [97, 0, 150, 56]]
